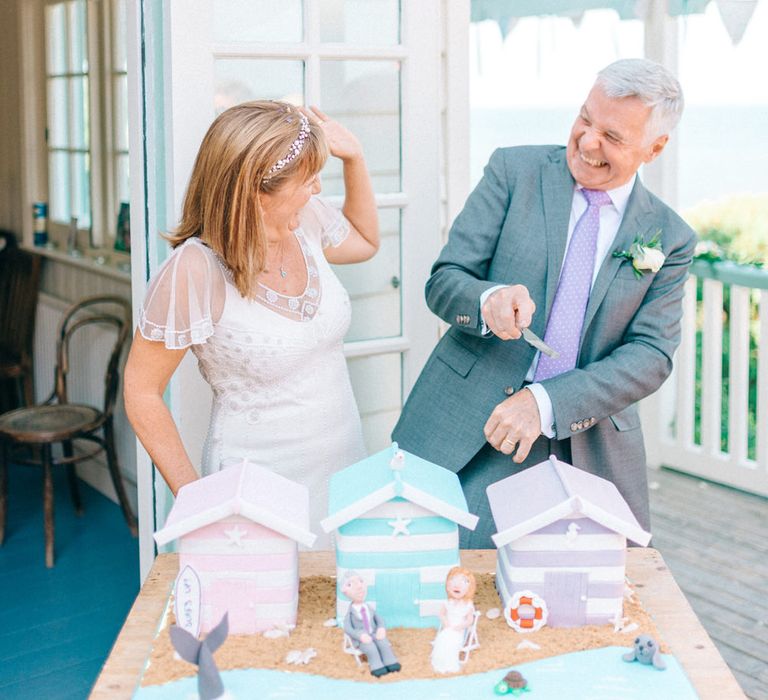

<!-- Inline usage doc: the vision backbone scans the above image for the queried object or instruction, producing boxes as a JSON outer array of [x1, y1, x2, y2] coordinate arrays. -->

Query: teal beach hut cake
[[320, 443, 478, 628]]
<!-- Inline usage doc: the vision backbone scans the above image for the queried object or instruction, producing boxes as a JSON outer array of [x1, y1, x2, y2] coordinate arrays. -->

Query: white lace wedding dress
[[138, 196, 366, 547], [431, 599, 475, 673]]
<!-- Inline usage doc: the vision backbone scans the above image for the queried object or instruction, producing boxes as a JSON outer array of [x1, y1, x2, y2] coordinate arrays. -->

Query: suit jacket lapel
[[541, 153, 576, 326], [581, 177, 655, 338]]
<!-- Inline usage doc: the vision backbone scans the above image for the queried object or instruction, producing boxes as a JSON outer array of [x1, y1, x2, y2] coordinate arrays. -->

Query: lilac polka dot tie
[[534, 188, 612, 382]]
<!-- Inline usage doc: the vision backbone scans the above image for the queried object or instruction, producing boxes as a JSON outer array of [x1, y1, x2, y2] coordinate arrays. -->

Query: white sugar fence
[[642, 260, 768, 497]]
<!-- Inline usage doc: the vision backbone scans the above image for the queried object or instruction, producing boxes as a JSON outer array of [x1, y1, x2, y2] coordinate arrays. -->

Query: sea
[[470, 104, 768, 211]]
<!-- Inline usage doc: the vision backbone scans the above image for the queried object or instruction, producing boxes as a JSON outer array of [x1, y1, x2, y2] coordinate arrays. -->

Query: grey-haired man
[[394, 58, 696, 546], [341, 571, 401, 677]]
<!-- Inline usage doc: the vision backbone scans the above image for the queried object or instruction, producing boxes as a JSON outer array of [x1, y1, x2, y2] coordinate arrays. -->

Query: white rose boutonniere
[[613, 231, 665, 279]]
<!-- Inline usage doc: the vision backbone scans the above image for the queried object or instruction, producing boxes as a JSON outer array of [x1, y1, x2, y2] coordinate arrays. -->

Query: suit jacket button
[[570, 422, 578, 432], [504, 386, 515, 396]]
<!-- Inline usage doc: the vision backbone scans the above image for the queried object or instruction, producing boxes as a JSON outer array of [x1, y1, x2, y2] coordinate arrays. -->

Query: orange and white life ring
[[504, 590, 549, 633]]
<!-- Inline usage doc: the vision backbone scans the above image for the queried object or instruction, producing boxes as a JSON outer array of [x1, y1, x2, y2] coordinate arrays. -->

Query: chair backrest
[[0, 243, 42, 364], [0, 229, 19, 252], [53, 296, 132, 418]]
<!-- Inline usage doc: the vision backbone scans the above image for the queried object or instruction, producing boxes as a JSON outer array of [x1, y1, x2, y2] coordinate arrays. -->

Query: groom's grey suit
[[392, 145, 696, 539]]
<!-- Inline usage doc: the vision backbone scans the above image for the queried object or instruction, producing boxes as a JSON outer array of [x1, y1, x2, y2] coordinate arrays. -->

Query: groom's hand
[[484, 388, 541, 463], [481, 285, 535, 340]]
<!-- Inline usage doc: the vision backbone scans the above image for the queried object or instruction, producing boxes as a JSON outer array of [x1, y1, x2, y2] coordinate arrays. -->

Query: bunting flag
[[470, 0, 758, 45], [715, 0, 758, 44]]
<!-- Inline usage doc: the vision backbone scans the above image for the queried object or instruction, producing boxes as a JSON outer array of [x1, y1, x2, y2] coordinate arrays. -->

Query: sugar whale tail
[[170, 612, 229, 699]]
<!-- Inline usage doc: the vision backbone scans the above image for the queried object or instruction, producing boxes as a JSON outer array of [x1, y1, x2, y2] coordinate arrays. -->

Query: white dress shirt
[[480, 175, 636, 438]]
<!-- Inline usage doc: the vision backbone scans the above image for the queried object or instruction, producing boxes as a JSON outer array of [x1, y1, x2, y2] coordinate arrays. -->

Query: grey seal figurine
[[623, 634, 666, 670]]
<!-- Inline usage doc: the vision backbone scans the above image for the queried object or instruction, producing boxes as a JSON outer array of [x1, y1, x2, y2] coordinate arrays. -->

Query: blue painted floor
[[0, 461, 139, 699]]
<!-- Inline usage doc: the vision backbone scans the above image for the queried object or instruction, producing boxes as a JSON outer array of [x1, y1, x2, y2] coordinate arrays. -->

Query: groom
[[393, 59, 696, 547]]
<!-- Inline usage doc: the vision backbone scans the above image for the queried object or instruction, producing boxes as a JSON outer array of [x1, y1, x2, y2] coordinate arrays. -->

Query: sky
[[470, 1, 768, 109]]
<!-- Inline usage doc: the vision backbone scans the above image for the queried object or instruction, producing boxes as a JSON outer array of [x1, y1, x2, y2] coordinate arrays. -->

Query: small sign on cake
[[174, 565, 202, 637]]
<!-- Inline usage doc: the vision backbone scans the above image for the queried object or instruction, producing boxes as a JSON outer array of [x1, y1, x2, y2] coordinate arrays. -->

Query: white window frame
[[19, 0, 131, 264]]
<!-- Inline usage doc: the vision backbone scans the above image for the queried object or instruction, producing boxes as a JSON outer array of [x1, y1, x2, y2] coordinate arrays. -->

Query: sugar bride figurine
[[431, 566, 477, 673]]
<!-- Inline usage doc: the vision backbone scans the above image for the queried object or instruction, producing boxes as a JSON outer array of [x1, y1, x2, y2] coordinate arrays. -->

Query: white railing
[[642, 260, 768, 497]]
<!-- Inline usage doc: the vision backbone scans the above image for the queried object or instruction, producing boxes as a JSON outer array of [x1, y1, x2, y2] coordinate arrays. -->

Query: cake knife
[[521, 327, 560, 359]]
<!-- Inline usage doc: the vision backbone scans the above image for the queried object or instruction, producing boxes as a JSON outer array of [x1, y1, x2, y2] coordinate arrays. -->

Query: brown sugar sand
[[141, 573, 664, 686]]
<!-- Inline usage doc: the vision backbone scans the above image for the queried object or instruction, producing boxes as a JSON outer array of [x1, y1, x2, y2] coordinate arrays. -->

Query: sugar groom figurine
[[341, 571, 401, 677]]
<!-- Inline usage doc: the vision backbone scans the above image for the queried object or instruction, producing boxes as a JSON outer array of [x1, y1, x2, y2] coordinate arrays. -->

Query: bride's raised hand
[[301, 105, 363, 162]]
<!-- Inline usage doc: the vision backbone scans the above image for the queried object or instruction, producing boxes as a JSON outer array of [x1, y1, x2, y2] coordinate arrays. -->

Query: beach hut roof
[[487, 455, 651, 548], [320, 443, 479, 533], [154, 460, 316, 548]]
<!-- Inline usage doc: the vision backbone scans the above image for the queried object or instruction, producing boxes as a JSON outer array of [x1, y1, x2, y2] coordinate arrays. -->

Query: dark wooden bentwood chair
[[0, 231, 42, 411], [0, 295, 138, 566]]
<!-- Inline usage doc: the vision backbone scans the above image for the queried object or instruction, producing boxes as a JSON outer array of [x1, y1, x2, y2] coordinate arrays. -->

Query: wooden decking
[[649, 466, 768, 700]]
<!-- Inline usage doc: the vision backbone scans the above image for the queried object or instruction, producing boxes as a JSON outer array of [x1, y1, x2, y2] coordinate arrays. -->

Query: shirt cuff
[[479, 285, 509, 336], [526, 382, 555, 438]]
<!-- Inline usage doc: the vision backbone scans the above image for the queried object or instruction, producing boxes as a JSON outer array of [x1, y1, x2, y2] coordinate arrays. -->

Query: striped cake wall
[[179, 518, 300, 635], [335, 513, 459, 567], [497, 562, 625, 600], [332, 506, 463, 627], [335, 579, 447, 604], [180, 551, 296, 572], [496, 540, 626, 628], [500, 542, 627, 568], [202, 598, 299, 634], [337, 515, 458, 539], [335, 597, 442, 629], [195, 567, 298, 588], [496, 559, 622, 626], [498, 543, 625, 590], [505, 516, 626, 552]]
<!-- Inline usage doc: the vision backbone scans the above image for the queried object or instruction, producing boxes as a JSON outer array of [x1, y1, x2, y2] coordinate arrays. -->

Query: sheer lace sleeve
[[138, 239, 227, 349], [299, 195, 351, 249]]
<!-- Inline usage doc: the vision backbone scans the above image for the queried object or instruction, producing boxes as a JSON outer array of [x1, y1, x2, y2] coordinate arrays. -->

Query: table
[[90, 549, 746, 700]]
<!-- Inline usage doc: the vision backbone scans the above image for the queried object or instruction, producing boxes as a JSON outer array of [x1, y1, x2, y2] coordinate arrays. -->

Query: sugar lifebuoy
[[504, 590, 548, 633]]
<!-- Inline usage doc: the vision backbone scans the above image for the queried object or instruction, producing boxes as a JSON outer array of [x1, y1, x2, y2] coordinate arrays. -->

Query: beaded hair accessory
[[264, 113, 311, 180]]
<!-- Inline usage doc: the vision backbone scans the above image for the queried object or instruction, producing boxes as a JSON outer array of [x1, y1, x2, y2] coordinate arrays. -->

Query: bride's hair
[[445, 566, 477, 601], [168, 100, 329, 298]]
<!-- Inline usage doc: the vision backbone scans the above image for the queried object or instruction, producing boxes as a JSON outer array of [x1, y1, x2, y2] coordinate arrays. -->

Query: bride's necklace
[[266, 237, 289, 278]]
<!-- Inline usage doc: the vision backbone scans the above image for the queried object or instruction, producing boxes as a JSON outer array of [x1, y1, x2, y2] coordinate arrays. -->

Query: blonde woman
[[124, 101, 378, 545], [431, 566, 477, 673]]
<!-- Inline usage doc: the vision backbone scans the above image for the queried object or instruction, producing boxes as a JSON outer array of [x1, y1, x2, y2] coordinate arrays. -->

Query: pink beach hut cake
[[154, 460, 316, 636], [487, 455, 651, 628]]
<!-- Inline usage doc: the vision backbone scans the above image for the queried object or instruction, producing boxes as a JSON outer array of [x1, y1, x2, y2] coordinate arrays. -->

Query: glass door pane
[[348, 352, 402, 452], [333, 208, 401, 342], [319, 0, 400, 45], [319, 59, 401, 195], [214, 59, 305, 111], [213, 0, 303, 43]]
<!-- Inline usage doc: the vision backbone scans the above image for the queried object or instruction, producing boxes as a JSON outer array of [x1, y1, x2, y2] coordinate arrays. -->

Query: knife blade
[[521, 327, 560, 359]]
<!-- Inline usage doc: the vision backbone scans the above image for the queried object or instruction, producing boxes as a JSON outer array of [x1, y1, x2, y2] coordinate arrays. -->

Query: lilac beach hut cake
[[154, 460, 316, 636], [487, 455, 651, 628], [320, 443, 478, 628]]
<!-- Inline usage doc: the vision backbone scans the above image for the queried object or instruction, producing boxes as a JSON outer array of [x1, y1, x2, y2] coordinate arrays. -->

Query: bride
[[431, 566, 477, 674], [124, 101, 378, 546]]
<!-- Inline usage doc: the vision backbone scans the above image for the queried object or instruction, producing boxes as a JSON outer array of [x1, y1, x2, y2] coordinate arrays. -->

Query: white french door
[[127, 0, 443, 578]]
